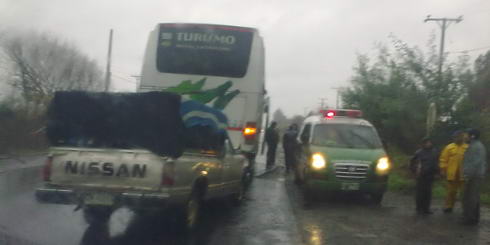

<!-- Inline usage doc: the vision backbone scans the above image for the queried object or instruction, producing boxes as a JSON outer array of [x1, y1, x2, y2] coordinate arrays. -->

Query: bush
[[387, 146, 416, 193], [0, 100, 47, 154], [387, 145, 490, 206]]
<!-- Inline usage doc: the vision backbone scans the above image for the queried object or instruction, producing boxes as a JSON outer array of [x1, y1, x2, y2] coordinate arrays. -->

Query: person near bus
[[439, 130, 469, 213], [265, 122, 279, 169], [461, 128, 487, 225], [410, 137, 439, 215], [283, 124, 299, 174]]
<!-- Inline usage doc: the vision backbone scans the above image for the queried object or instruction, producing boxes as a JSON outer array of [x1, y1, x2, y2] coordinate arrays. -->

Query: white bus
[[139, 23, 267, 169]]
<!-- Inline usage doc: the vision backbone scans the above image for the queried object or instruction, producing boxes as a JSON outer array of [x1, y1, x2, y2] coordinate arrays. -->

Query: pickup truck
[[36, 145, 245, 229], [35, 91, 247, 231]]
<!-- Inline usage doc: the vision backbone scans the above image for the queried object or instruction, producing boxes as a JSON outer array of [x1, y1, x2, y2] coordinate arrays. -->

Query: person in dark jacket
[[283, 124, 299, 174], [265, 122, 279, 169], [410, 137, 439, 215], [461, 128, 487, 225]]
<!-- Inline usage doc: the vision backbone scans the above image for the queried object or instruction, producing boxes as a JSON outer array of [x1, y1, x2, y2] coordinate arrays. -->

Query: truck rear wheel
[[242, 165, 254, 190], [230, 182, 245, 206], [177, 191, 202, 233], [83, 206, 113, 225]]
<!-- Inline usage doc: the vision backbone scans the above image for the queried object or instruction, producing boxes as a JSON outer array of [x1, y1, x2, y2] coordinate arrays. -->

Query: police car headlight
[[311, 153, 327, 169], [376, 156, 390, 174]]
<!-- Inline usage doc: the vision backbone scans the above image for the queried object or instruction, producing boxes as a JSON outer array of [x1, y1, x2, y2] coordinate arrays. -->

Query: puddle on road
[[304, 224, 324, 245], [109, 207, 134, 237], [0, 166, 41, 199]]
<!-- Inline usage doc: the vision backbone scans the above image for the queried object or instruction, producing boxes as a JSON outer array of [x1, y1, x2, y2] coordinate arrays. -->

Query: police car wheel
[[83, 206, 113, 225], [303, 183, 315, 203], [371, 193, 384, 204]]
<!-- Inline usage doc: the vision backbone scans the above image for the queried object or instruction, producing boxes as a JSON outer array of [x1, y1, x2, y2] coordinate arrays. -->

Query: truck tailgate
[[49, 147, 164, 192]]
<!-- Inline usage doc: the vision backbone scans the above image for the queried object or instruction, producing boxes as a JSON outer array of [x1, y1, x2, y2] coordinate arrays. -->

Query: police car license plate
[[84, 193, 114, 205], [341, 182, 360, 191]]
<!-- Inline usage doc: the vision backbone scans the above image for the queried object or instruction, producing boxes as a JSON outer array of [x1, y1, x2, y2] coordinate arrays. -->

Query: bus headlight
[[311, 153, 327, 170], [376, 156, 390, 174]]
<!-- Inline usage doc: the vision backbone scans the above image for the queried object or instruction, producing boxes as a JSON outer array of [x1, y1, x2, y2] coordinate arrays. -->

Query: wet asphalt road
[[0, 156, 300, 245], [1, 156, 490, 245], [285, 171, 490, 245]]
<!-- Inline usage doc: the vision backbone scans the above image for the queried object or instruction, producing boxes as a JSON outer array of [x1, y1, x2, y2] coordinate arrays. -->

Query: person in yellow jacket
[[439, 130, 469, 213]]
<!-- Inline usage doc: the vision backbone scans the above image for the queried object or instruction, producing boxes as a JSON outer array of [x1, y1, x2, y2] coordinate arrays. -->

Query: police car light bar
[[320, 109, 363, 119]]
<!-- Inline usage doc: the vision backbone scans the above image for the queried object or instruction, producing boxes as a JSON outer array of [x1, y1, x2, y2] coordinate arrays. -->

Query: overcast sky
[[1, 0, 489, 116]]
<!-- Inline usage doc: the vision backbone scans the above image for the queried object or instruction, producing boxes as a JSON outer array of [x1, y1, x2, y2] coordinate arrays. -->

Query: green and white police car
[[295, 109, 391, 203]]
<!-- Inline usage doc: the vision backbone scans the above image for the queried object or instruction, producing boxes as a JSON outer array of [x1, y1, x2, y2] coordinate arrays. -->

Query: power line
[[319, 98, 328, 110], [448, 45, 490, 54], [112, 74, 137, 83], [112, 69, 136, 77], [331, 87, 344, 109]]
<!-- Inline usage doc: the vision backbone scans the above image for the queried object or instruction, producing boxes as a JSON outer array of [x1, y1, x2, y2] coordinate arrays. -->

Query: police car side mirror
[[300, 135, 310, 145]]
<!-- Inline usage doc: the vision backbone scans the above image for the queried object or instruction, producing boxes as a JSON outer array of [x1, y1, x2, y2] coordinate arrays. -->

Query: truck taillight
[[43, 156, 53, 182], [161, 162, 175, 186], [243, 122, 257, 142]]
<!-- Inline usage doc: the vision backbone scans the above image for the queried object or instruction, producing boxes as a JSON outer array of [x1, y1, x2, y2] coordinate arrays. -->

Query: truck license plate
[[84, 193, 114, 206], [341, 182, 360, 191]]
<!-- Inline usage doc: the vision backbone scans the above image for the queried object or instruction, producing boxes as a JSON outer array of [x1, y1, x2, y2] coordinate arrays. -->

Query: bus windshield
[[156, 24, 254, 78], [312, 124, 383, 149]]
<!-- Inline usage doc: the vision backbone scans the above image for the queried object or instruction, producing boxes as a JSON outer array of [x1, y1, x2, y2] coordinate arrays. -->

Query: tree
[[272, 108, 288, 129], [1, 31, 103, 107], [342, 37, 472, 153], [452, 51, 490, 148], [342, 54, 428, 151], [390, 36, 471, 118], [468, 51, 490, 110], [289, 115, 305, 127], [0, 31, 104, 152]]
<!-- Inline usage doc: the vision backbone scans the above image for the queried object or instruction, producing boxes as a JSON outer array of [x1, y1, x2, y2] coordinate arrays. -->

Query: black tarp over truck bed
[[46, 91, 186, 158]]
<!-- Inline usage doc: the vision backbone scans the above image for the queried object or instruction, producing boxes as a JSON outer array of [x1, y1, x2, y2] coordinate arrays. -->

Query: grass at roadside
[[387, 147, 490, 206]]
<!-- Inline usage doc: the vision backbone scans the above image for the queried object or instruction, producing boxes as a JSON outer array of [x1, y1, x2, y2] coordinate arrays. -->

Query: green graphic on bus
[[164, 78, 240, 110]]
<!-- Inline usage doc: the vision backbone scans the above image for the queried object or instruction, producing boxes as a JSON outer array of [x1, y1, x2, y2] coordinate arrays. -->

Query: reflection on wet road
[[0, 159, 300, 245], [285, 173, 490, 245], [2, 157, 490, 245]]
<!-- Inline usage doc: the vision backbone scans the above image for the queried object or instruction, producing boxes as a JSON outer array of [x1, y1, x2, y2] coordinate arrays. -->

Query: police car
[[296, 109, 391, 203]]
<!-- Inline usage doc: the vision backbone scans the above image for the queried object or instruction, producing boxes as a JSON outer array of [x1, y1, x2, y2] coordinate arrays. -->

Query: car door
[[222, 139, 245, 194]]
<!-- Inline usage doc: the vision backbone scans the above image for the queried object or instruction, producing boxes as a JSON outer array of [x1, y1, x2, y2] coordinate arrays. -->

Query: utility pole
[[331, 87, 343, 109], [424, 15, 463, 81], [104, 29, 114, 92], [319, 98, 328, 110]]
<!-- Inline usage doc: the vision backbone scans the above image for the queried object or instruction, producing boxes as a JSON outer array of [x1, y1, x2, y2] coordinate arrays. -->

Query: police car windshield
[[312, 124, 382, 149]]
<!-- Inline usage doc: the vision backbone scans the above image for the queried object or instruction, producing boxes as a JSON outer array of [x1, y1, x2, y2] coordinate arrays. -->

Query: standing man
[[410, 138, 439, 215], [283, 124, 299, 174], [439, 130, 469, 213], [461, 128, 487, 225], [265, 122, 279, 170]]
